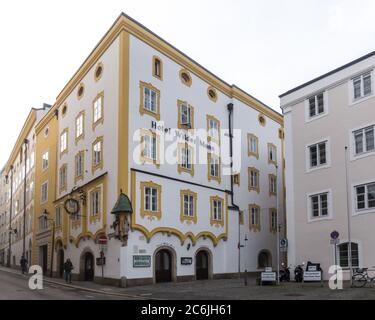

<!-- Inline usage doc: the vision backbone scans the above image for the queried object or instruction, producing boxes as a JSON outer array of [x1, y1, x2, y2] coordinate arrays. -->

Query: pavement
[[2, 266, 375, 300]]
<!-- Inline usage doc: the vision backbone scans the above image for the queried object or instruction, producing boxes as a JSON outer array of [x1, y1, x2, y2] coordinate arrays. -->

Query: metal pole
[[7, 167, 13, 267], [23, 139, 28, 259], [276, 164, 280, 285], [50, 220, 55, 278], [344, 146, 353, 286]]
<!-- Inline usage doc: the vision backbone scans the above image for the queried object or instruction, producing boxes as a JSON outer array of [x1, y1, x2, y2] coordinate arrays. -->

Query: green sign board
[[133, 255, 151, 268]]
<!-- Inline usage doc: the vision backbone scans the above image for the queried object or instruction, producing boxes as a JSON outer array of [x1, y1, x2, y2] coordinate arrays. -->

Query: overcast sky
[[1, 0, 374, 167]]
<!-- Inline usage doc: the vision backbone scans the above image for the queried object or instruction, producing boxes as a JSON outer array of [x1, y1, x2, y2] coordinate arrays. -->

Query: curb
[[0, 267, 159, 300]]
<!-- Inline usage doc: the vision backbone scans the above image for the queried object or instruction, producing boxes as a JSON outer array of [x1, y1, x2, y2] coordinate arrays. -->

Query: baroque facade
[[1, 13, 285, 286]]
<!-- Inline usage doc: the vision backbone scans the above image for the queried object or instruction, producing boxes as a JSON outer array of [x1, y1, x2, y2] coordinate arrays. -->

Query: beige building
[[281, 51, 375, 279]]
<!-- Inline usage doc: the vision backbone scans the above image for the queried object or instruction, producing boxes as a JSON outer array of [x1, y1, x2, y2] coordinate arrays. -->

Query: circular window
[[207, 87, 218, 102], [62, 104, 67, 116], [179, 69, 192, 87], [258, 114, 266, 127], [94, 63, 103, 81], [77, 83, 85, 100]]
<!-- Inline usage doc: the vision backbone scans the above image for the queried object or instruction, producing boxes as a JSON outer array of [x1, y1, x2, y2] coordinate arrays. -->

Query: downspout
[[227, 103, 241, 277]]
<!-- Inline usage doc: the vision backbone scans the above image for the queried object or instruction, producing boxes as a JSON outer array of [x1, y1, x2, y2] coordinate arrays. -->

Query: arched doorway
[[196, 250, 210, 280], [84, 252, 94, 281], [258, 250, 272, 269], [57, 249, 64, 278], [155, 249, 173, 283]]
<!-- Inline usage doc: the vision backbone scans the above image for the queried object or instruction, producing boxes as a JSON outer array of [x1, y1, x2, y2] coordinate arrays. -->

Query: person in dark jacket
[[63, 259, 74, 283], [20, 255, 28, 275]]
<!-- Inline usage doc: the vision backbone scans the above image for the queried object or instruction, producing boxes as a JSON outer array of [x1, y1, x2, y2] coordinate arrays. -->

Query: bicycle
[[352, 268, 375, 288]]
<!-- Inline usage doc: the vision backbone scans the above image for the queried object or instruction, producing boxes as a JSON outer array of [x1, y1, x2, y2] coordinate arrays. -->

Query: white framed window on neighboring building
[[307, 190, 332, 222], [337, 242, 359, 268], [353, 125, 375, 156], [41, 181, 48, 204], [306, 138, 330, 172], [42, 151, 49, 170], [354, 181, 375, 213], [352, 71, 373, 101], [305, 91, 328, 122], [55, 206, 62, 228]]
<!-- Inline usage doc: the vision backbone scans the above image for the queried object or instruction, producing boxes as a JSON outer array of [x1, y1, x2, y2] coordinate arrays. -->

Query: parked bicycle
[[352, 267, 375, 288]]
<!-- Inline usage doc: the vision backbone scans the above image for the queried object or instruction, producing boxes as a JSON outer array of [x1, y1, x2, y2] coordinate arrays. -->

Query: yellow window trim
[[94, 62, 104, 82], [268, 143, 278, 165], [74, 150, 85, 184], [60, 128, 69, 158], [61, 103, 68, 118], [92, 136, 104, 174], [268, 174, 277, 197], [140, 181, 162, 220], [59, 163, 68, 194], [206, 114, 220, 145], [139, 81, 161, 120], [249, 203, 261, 232], [177, 142, 195, 177], [239, 210, 244, 225], [179, 68, 192, 87], [258, 113, 266, 127], [152, 55, 163, 80], [139, 129, 160, 168], [77, 82, 85, 100], [177, 100, 195, 130], [269, 208, 277, 234], [89, 186, 102, 224], [247, 133, 259, 159], [207, 153, 221, 184], [207, 86, 218, 103], [92, 91, 104, 130], [210, 195, 224, 227], [75, 110, 85, 145], [248, 167, 260, 193], [180, 189, 197, 224], [278, 127, 285, 140], [233, 172, 240, 186]]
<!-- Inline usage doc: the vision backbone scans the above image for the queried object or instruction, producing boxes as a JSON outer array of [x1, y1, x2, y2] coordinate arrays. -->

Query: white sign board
[[303, 271, 322, 282], [307, 265, 317, 271], [265, 267, 273, 272], [261, 272, 277, 282]]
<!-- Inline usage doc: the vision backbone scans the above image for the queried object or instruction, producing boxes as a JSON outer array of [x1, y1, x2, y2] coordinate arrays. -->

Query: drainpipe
[[7, 166, 14, 267], [227, 103, 241, 278]]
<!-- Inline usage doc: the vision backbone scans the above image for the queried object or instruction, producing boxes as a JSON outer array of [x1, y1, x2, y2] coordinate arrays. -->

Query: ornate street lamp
[[111, 191, 133, 246]]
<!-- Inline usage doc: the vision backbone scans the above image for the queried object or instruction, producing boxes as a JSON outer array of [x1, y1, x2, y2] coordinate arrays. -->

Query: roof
[[279, 50, 375, 98]]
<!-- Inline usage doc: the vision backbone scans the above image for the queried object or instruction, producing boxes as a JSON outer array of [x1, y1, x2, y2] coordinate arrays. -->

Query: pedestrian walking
[[20, 255, 28, 275], [63, 258, 74, 283]]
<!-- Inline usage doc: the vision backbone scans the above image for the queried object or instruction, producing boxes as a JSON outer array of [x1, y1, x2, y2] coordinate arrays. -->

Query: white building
[[21, 13, 285, 286], [281, 51, 375, 279]]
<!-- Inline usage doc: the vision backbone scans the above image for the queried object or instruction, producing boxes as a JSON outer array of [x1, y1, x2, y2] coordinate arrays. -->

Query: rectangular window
[[309, 141, 327, 168], [208, 117, 220, 141], [208, 154, 220, 180], [144, 187, 158, 212], [213, 199, 222, 221], [144, 87, 157, 113], [144, 135, 157, 161], [248, 168, 260, 193], [92, 137, 103, 172], [310, 192, 329, 218], [75, 113, 84, 140], [249, 205, 261, 231], [269, 174, 277, 196], [153, 57, 163, 79], [268, 143, 277, 165], [248, 134, 259, 158], [270, 209, 277, 233], [55, 207, 62, 228], [354, 125, 375, 155], [75, 151, 84, 180], [41, 182, 48, 203], [233, 173, 240, 186], [60, 130, 68, 154], [180, 103, 192, 127], [91, 190, 100, 217], [42, 151, 49, 170], [308, 92, 325, 118], [353, 72, 372, 100], [140, 82, 160, 120], [178, 144, 194, 175], [183, 194, 194, 217], [338, 243, 359, 268], [93, 94, 103, 125], [355, 182, 375, 211], [59, 165, 67, 192]]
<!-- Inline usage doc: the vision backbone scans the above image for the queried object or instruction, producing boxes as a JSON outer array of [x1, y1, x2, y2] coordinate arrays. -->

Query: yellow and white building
[[1, 13, 284, 286]]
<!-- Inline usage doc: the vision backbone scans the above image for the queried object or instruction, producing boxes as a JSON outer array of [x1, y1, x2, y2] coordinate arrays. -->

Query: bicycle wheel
[[352, 274, 367, 288]]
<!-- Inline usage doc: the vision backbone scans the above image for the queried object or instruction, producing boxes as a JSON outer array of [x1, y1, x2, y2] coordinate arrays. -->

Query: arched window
[[338, 242, 359, 268], [258, 250, 271, 269]]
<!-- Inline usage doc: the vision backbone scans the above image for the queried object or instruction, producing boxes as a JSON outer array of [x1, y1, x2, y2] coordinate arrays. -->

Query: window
[[177, 143, 194, 176], [258, 114, 266, 126], [152, 56, 163, 80], [75, 151, 84, 182], [41, 181, 48, 204], [353, 125, 375, 155], [90, 188, 101, 223], [139, 82, 160, 120], [75, 112, 84, 142], [180, 190, 197, 224], [353, 72, 372, 100], [355, 182, 375, 212], [207, 115, 220, 142], [42, 151, 49, 170], [247, 134, 259, 159], [93, 92, 104, 128], [269, 209, 277, 233], [208, 153, 220, 183], [55, 207, 62, 228], [60, 129, 68, 155], [77, 83, 85, 100], [39, 215, 48, 231], [62, 104, 67, 117], [210, 196, 224, 226], [308, 92, 325, 118], [207, 87, 218, 102], [269, 174, 277, 196], [233, 173, 240, 186], [308, 141, 327, 168], [179, 69, 192, 87], [59, 164, 67, 193], [178, 100, 194, 129], [92, 137, 103, 173], [249, 204, 261, 232], [268, 143, 277, 165], [338, 242, 359, 268], [248, 167, 260, 193], [94, 62, 103, 81], [140, 181, 161, 219], [140, 129, 159, 167], [309, 192, 329, 219]]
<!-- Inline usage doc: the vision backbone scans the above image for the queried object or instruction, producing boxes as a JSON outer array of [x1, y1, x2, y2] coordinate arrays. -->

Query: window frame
[[351, 71, 373, 103], [353, 181, 375, 215], [267, 143, 277, 165], [178, 100, 194, 130], [140, 181, 162, 220], [305, 91, 328, 122], [337, 242, 359, 269], [269, 174, 277, 197], [247, 133, 259, 159], [41, 181, 48, 204], [269, 208, 277, 233], [152, 56, 163, 80], [60, 128, 68, 157], [248, 167, 260, 193], [177, 143, 195, 176], [92, 136, 104, 174], [92, 92, 104, 130], [89, 186, 102, 224], [75, 151, 84, 183], [210, 196, 224, 227], [59, 164, 68, 193], [249, 204, 261, 232], [139, 81, 160, 120], [42, 151, 49, 171], [351, 123, 375, 160], [207, 152, 221, 183], [307, 189, 333, 222], [140, 129, 160, 168], [180, 189, 197, 224], [305, 138, 331, 172], [75, 111, 85, 144]]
